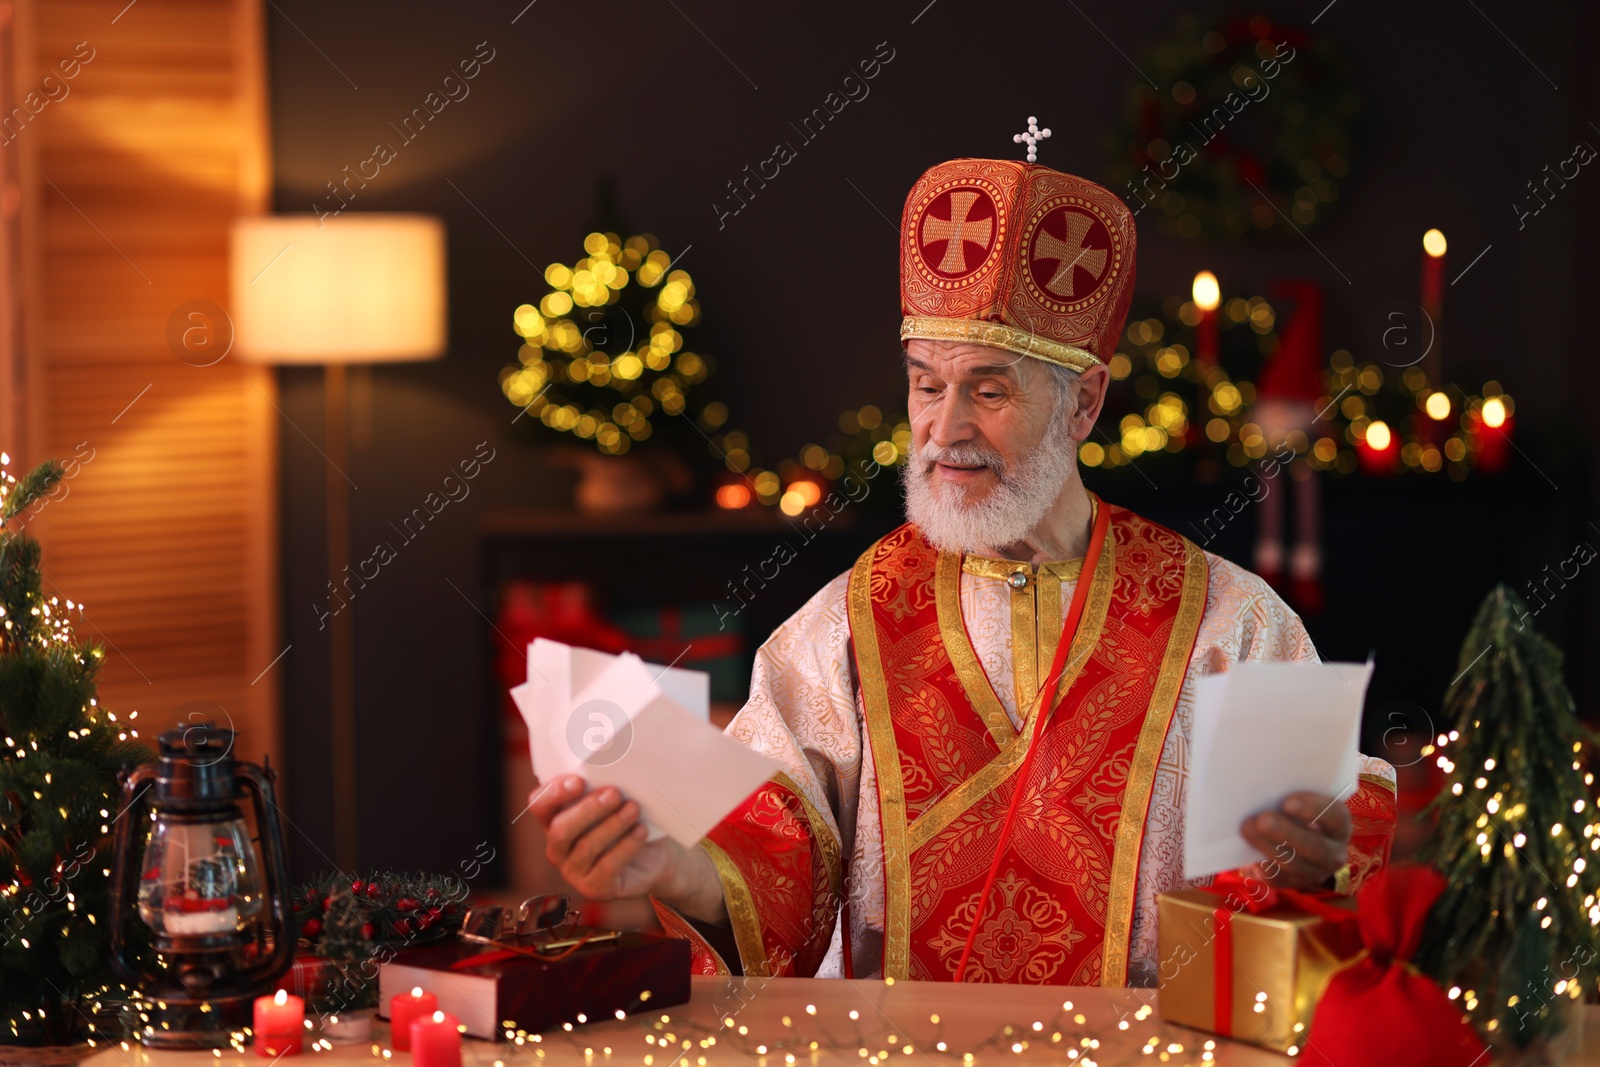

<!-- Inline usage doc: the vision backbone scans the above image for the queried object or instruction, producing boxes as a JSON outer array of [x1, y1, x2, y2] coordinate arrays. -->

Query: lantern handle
[[236, 761, 296, 987], [108, 761, 159, 984]]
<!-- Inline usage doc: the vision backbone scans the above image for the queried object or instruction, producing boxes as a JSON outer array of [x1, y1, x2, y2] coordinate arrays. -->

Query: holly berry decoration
[[287, 869, 472, 1013]]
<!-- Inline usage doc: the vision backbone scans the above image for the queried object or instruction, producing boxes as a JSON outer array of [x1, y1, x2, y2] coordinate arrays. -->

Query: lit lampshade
[[230, 214, 446, 364]]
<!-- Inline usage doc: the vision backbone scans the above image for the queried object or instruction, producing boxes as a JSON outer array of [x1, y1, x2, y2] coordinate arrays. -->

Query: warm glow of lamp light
[[231, 214, 447, 364], [1191, 271, 1221, 311], [1424, 391, 1451, 420], [1365, 420, 1393, 451], [1482, 396, 1507, 428], [229, 213, 446, 873], [715, 484, 752, 509], [1423, 228, 1448, 258]]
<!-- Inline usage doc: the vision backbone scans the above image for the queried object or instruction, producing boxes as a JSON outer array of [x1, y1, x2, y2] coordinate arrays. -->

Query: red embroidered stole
[[847, 506, 1209, 984]]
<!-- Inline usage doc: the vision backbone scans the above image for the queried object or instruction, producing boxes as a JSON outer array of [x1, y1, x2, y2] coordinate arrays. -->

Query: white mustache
[[919, 443, 1009, 480]]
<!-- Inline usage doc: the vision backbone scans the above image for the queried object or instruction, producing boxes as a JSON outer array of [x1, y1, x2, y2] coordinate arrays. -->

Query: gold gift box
[[1156, 889, 1362, 1053]]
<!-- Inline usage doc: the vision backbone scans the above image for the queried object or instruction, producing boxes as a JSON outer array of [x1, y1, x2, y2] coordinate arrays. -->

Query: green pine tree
[[1416, 584, 1600, 1050], [0, 459, 144, 1046]]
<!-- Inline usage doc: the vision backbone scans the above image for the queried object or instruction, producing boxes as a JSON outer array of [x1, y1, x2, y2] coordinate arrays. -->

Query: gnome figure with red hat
[[1251, 279, 1330, 613]]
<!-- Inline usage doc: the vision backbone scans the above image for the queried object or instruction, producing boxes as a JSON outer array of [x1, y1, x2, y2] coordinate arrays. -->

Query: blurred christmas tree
[[1415, 585, 1600, 1051], [500, 230, 722, 459], [0, 457, 144, 1046]]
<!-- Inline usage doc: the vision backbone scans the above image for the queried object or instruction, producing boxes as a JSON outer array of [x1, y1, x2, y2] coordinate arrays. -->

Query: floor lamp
[[231, 214, 447, 871]]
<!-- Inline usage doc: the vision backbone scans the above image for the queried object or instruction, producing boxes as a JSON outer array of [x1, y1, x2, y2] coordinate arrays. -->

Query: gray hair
[[1035, 359, 1082, 417]]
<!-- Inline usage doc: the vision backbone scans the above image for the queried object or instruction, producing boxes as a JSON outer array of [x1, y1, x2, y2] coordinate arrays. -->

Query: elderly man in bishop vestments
[[528, 159, 1398, 986]]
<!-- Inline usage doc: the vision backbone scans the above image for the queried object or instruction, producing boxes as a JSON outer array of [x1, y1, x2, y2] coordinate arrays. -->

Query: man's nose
[[927, 391, 974, 449]]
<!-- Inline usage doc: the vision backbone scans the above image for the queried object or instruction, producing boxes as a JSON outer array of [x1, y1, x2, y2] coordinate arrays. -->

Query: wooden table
[[83, 977, 1600, 1067]]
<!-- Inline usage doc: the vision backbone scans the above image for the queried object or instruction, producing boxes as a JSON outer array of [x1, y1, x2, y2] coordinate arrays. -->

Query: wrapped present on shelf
[[613, 604, 746, 703], [1157, 873, 1363, 1053]]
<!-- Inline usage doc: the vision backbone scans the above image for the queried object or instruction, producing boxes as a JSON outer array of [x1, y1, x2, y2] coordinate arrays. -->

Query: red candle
[[409, 1010, 462, 1067], [1421, 229, 1446, 309], [1192, 270, 1221, 364], [388, 986, 438, 1052], [1473, 397, 1512, 473], [1421, 229, 1446, 383], [254, 989, 304, 1057], [1357, 419, 1397, 475]]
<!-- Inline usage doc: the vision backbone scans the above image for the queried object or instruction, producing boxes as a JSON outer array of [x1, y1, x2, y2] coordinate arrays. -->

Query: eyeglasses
[[459, 895, 620, 958]]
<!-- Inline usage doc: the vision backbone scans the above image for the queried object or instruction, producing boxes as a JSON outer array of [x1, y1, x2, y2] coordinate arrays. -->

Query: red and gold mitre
[[899, 159, 1137, 372]]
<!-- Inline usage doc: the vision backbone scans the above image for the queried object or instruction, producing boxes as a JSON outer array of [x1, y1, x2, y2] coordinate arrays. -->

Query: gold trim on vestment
[[1037, 567, 1065, 703], [1009, 573, 1037, 721], [905, 523, 1120, 852], [1098, 534, 1210, 986], [649, 897, 732, 976], [1359, 771, 1397, 796], [901, 315, 1104, 372], [701, 837, 769, 977], [773, 769, 844, 905], [956, 557, 1083, 721], [959, 556, 1086, 583], [936, 552, 1015, 746], [849, 538, 912, 980]]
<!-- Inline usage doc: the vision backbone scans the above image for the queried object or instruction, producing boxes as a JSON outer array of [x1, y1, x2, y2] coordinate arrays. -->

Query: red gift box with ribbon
[[1156, 873, 1363, 1053]]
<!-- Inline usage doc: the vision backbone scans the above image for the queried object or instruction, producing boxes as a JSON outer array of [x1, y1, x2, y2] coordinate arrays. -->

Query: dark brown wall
[[264, 0, 1597, 878]]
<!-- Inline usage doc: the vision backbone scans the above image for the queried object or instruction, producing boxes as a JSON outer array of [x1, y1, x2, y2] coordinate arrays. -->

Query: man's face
[[904, 339, 1060, 508]]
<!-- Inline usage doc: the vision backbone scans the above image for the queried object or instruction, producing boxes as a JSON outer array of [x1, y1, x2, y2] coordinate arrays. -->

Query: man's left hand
[[1239, 790, 1351, 890]]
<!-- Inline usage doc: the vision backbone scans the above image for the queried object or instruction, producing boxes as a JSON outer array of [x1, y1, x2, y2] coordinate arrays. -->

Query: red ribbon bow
[[1197, 871, 1357, 1036]]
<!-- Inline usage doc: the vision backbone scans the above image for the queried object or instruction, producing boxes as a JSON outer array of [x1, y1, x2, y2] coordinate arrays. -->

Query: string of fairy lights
[[360, 983, 1235, 1067], [502, 233, 1517, 520], [1419, 728, 1600, 1032]]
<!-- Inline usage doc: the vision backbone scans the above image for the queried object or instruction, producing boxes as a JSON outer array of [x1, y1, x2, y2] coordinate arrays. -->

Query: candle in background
[[1358, 418, 1397, 475], [388, 986, 439, 1052], [410, 1010, 463, 1067], [1421, 228, 1447, 384], [1474, 394, 1513, 472], [254, 989, 305, 1057], [1192, 270, 1221, 364]]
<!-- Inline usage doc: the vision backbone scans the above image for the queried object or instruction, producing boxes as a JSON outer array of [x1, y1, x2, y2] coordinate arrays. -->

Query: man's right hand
[[527, 776, 728, 925]]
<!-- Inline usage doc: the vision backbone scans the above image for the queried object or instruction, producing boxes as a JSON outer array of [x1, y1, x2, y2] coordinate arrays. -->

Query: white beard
[[901, 430, 1078, 555]]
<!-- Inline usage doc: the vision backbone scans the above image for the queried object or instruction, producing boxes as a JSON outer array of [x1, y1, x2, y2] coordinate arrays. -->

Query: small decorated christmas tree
[[0, 458, 144, 1046], [1416, 585, 1600, 1051]]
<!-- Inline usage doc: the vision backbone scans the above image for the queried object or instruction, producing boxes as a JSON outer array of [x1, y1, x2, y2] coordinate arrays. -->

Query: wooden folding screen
[[4, 0, 281, 769]]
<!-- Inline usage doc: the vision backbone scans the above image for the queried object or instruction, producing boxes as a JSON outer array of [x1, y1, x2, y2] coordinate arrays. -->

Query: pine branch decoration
[[1415, 584, 1600, 1049], [291, 870, 469, 1015]]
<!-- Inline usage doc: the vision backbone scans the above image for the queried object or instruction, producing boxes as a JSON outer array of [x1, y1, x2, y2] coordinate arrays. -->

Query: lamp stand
[[325, 362, 358, 870]]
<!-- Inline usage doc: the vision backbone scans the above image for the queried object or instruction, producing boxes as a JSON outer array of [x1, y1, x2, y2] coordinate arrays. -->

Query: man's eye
[[916, 385, 941, 395]]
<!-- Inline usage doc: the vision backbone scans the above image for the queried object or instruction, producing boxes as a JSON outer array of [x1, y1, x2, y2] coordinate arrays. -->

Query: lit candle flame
[[1423, 229, 1447, 257], [1191, 271, 1220, 312]]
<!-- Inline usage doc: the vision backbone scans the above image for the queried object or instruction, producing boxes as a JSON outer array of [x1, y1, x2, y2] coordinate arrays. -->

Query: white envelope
[[511, 637, 777, 848], [1183, 659, 1374, 880]]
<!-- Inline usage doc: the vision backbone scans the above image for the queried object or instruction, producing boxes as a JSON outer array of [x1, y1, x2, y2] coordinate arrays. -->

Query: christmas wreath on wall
[[1106, 13, 1360, 240]]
